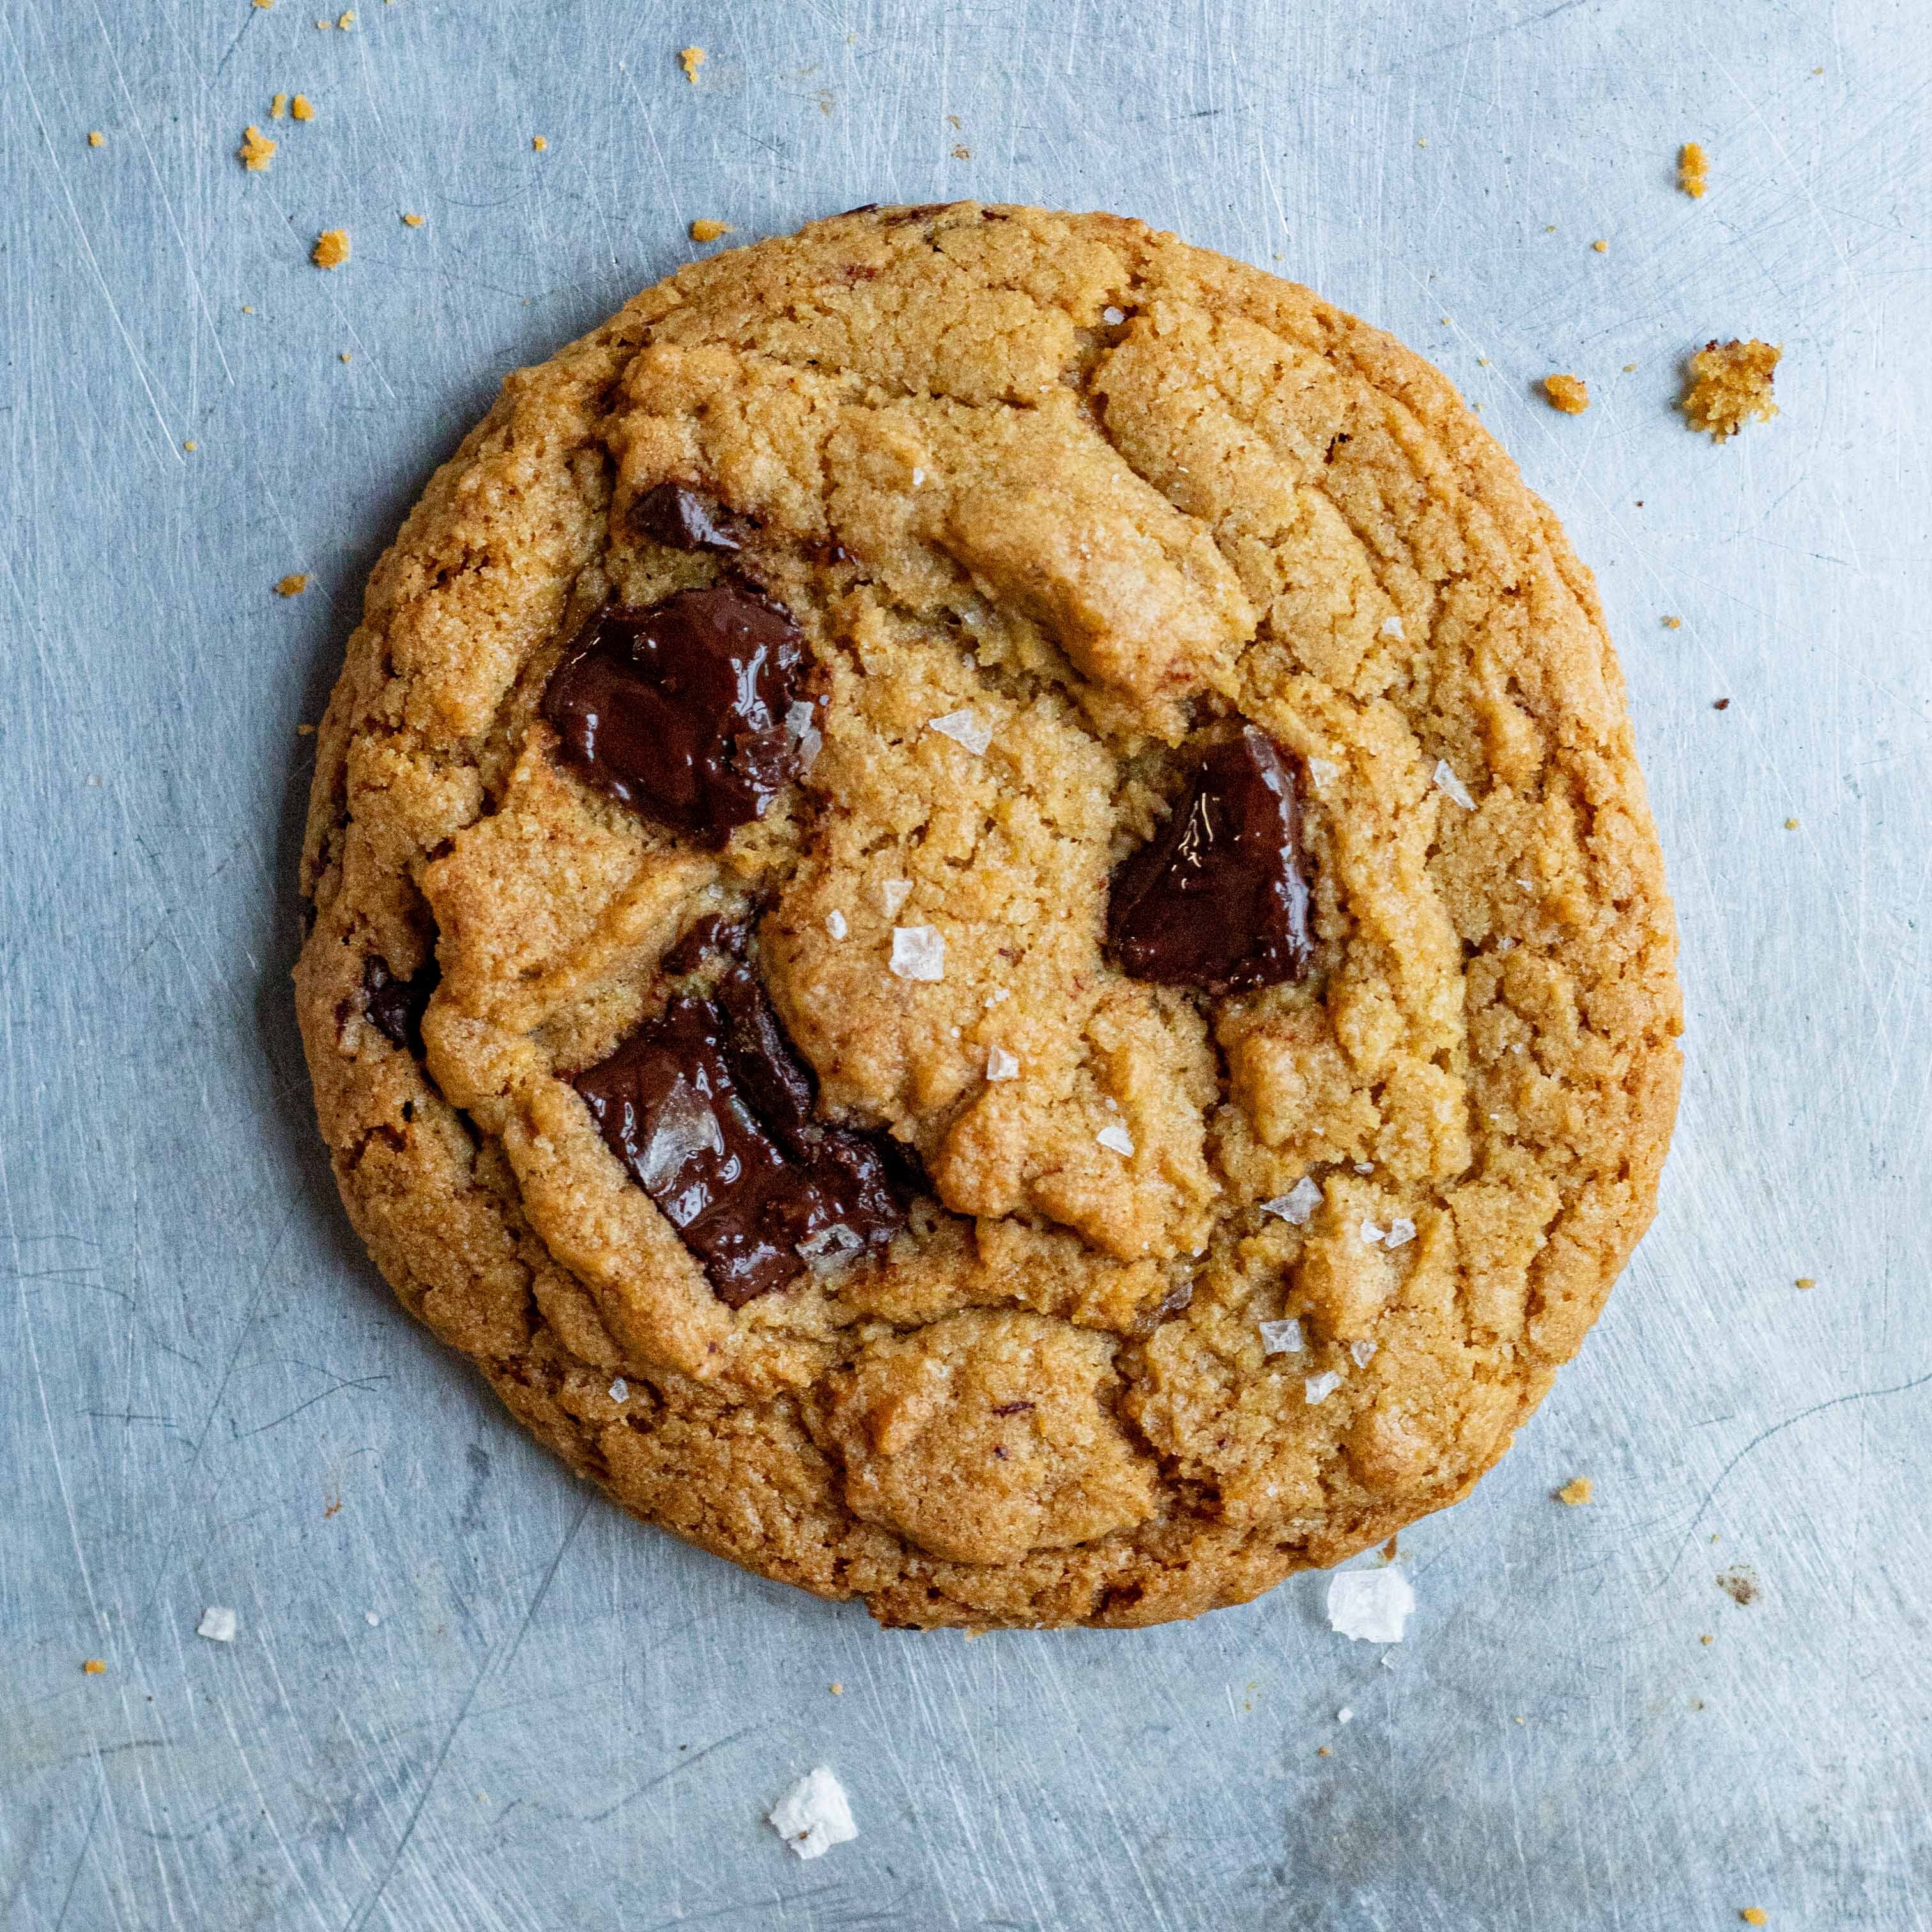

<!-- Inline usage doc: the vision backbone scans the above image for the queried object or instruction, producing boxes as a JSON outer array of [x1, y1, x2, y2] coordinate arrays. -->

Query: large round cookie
[[293, 203, 1681, 1630]]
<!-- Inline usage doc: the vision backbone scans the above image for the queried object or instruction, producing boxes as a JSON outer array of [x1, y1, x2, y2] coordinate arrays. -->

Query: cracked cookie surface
[[293, 203, 1682, 1630]]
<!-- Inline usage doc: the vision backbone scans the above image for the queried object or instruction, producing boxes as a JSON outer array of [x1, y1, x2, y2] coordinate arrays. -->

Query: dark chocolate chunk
[[632, 481, 751, 554], [540, 586, 811, 845], [573, 974, 909, 1307], [661, 912, 751, 977], [1106, 726, 1314, 995], [362, 956, 439, 1056]]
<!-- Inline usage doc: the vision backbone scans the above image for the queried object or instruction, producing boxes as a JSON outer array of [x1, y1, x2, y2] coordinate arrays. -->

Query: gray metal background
[[4, 1, 1929, 1926]]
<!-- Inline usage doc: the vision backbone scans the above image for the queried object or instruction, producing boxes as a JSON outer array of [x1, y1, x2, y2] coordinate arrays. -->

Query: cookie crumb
[[1784, 818, 1799, 831], [1700, 1632, 1714, 1645], [323, 1491, 341, 1515], [1316, 1744, 1331, 1756], [296, 723, 316, 735], [1328, 1566, 1415, 1643], [238, 125, 278, 171], [1096, 1123, 1135, 1157], [275, 573, 310, 596], [1717, 1567, 1759, 1606], [768, 1767, 857, 1860], [679, 45, 706, 82], [1542, 372, 1590, 414], [338, 8, 355, 25], [830, 1682, 843, 1694], [1680, 141, 1708, 198], [253, 0, 275, 8], [1794, 1276, 1815, 1289], [88, 130, 105, 146], [197, 1606, 238, 1643], [1741, 1913, 1768, 1928], [951, 142, 972, 160], [311, 228, 350, 269], [1381, 1535, 1399, 1562], [1558, 1476, 1593, 1506], [183, 440, 198, 452], [689, 217, 732, 242], [83, 1658, 107, 1675], [339, 351, 352, 363], [1682, 339, 1781, 441], [241, 305, 256, 314], [1713, 698, 1730, 710], [1592, 238, 1609, 253], [292, 94, 314, 121], [1663, 616, 1682, 629]]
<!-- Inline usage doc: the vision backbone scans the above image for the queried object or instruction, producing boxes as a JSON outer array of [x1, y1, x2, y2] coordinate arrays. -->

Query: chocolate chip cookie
[[293, 203, 1682, 1629]]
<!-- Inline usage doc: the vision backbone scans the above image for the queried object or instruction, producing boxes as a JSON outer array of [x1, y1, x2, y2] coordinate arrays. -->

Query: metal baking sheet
[[4, 1, 1928, 1924]]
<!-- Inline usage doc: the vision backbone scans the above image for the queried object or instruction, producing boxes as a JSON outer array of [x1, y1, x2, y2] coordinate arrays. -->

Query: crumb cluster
[[1542, 373, 1590, 415], [1682, 339, 1781, 441]]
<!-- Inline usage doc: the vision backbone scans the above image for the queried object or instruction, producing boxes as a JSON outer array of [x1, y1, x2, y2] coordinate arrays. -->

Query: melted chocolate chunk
[[362, 956, 439, 1055], [1106, 727, 1314, 995], [632, 481, 751, 554], [540, 586, 810, 845], [661, 912, 751, 977], [574, 970, 908, 1307]]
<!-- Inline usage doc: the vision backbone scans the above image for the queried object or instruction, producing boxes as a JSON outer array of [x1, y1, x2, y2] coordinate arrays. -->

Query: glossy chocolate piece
[[632, 480, 751, 553], [660, 912, 751, 977], [540, 586, 810, 845], [362, 956, 439, 1055], [574, 974, 908, 1307], [1106, 727, 1314, 995]]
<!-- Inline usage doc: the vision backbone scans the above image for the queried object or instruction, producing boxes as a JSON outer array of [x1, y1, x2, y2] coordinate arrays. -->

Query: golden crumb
[[241, 305, 256, 313], [183, 440, 198, 452], [1741, 1912, 1768, 1928], [338, 8, 355, 25], [1542, 373, 1590, 414], [271, 92, 288, 118], [1381, 1534, 1399, 1562], [83, 1659, 107, 1675], [689, 217, 732, 242], [1416, 138, 1427, 148], [401, 211, 424, 226], [292, 93, 314, 121], [238, 125, 277, 171], [1316, 1745, 1331, 1757], [1680, 141, 1708, 198], [1558, 1477, 1593, 1506], [1700, 1633, 1715, 1645], [316, 16, 330, 24], [1682, 339, 1781, 441], [1663, 616, 1682, 629], [1623, 362, 1637, 372], [276, 573, 310, 596], [88, 130, 105, 146], [951, 143, 972, 160], [254, 0, 275, 8], [323, 1490, 341, 1513], [1784, 818, 1800, 831], [532, 134, 548, 151], [1592, 238, 1609, 253], [829, 1682, 843, 1694], [311, 227, 350, 268], [680, 45, 706, 82], [1794, 1276, 1816, 1289], [297, 723, 317, 736], [339, 351, 353, 362]]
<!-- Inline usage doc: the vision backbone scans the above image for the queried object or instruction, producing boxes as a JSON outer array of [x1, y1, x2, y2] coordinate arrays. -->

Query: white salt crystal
[[785, 698, 822, 770], [826, 910, 848, 940], [1307, 756, 1340, 794], [889, 926, 945, 981], [609, 1378, 629, 1402], [1259, 1318, 1304, 1356], [1349, 1339, 1378, 1368], [1101, 305, 1126, 325], [910, 468, 925, 487], [1261, 1176, 1322, 1225], [985, 1045, 1020, 1082], [880, 878, 914, 918], [638, 1079, 724, 1190], [1337, 1706, 1355, 1724], [365, 1611, 381, 1627], [1381, 614, 1405, 639], [798, 1223, 864, 1272], [1433, 759, 1475, 810], [1360, 1218, 1386, 1246], [1304, 1370, 1342, 1405], [197, 1607, 236, 1643], [928, 708, 992, 756], [1384, 1218, 1416, 1249], [769, 1767, 858, 1860], [1096, 1123, 1135, 1156], [1326, 1566, 1415, 1644]]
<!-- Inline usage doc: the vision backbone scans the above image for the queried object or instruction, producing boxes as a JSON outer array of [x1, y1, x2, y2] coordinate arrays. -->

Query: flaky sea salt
[[986, 1045, 1020, 1082], [1101, 305, 1126, 325], [1349, 1339, 1378, 1368], [1337, 1706, 1355, 1724], [890, 926, 945, 981], [638, 1080, 724, 1190], [1259, 1318, 1304, 1356], [1327, 1565, 1415, 1644], [785, 698, 822, 770], [928, 708, 992, 756], [769, 1767, 858, 1860], [826, 910, 848, 940], [1307, 756, 1340, 795], [1305, 1371, 1342, 1405], [197, 1607, 236, 1643], [365, 1611, 380, 1627], [1261, 1176, 1322, 1225], [609, 1378, 629, 1402], [1433, 759, 1476, 810], [799, 1223, 864, 1272], [880, 878, 914, 918], [1096, 1123, 1135, 1156], [1384, 1218, 1416, 1249], [1381, 614, 1405, 639], [1360, 1218, 1385, 1246]]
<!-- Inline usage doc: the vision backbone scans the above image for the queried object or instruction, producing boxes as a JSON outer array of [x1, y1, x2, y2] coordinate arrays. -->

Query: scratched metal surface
[[4, 0, 1930, 1926]]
